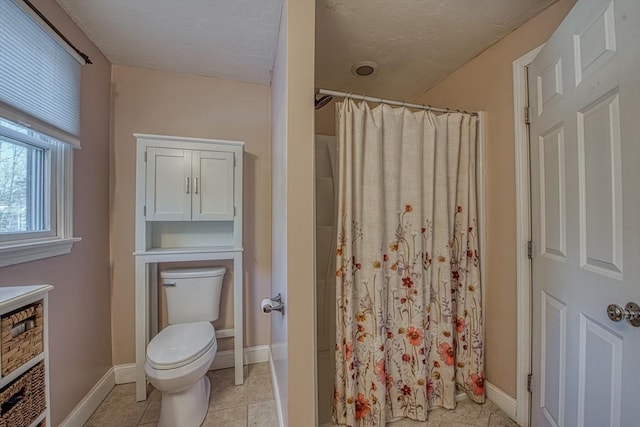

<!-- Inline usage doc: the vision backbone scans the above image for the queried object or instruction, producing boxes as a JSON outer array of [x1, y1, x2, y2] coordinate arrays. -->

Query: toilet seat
[[147, 322, 216, 370]]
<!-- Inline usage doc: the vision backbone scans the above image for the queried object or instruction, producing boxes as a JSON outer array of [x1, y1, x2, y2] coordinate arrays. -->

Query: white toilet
[[145, 266, 226, 427]]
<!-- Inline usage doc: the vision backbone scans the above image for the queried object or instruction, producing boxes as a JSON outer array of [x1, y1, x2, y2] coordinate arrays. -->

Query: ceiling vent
[[351, 61, 378, 77]]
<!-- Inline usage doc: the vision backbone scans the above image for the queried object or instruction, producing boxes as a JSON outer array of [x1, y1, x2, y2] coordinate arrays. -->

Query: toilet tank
[[161, 267, 226, 324]]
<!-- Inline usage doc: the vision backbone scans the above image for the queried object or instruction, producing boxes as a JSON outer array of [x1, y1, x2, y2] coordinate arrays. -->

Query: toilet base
[[158, 375, 211, 427]]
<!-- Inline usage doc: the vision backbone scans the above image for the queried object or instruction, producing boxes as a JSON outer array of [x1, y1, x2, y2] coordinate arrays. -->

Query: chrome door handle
[[185, 177, 190, 194], [194, 177, 199, 194], [607, 302, 640, 327]]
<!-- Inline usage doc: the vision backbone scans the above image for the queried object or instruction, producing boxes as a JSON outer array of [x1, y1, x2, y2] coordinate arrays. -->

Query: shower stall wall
[[315, 134, 338, 426]]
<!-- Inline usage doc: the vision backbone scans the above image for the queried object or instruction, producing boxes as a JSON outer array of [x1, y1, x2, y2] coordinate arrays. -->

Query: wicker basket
[[1, 301, 43, 377], [0, 361, 46, 427]]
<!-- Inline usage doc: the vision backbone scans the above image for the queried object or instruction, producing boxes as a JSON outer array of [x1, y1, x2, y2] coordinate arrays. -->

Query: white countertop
[[0, 285, 53, 308]]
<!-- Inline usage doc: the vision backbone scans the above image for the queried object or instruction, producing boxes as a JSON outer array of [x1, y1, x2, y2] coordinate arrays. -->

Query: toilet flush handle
[[163, 281, 176, 287]]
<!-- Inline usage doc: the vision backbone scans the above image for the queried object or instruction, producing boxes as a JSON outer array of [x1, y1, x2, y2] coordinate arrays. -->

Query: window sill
[[0, 237, 82, 267]]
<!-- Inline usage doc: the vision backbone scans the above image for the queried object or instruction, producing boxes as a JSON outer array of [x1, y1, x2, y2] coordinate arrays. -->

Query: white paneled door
[[528, 1, 639, 427]]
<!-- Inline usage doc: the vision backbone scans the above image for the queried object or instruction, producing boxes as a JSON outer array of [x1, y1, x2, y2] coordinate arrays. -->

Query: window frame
[[0, 126, 55, 242], [0, 120, 79, 267], [0, 0, 84, 267]]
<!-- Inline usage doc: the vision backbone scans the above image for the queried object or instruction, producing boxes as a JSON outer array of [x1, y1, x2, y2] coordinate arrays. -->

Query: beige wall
[[414, 0, 576, 397], [287, 0, 317, 426], [270, 0, 317, 425], [0, 0, 113, 424], [110, 66, 272, 362], [286, 1, 317, 424]]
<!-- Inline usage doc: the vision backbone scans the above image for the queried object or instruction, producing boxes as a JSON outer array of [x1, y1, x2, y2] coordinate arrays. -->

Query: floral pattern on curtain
[[333, 99, 484, 427]]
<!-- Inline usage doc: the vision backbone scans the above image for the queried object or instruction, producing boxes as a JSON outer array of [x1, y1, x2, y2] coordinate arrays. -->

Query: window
[[0, 118, 77, 267], [0, 0, 84, 266], [0, 131, 48, 236]]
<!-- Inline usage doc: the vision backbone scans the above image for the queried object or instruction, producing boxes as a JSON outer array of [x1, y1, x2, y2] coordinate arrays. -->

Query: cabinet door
[[145, 147, 192, 220], [192, 150, 234, 220]]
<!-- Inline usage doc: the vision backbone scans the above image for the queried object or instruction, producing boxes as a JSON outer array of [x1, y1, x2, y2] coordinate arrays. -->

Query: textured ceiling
[[316, 0, 557, 100], [56, 0, 555, 95], [57, 0, 283, 85]]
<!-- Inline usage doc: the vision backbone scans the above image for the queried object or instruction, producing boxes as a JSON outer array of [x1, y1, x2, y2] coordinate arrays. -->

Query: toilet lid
[[146, 322, 216, 370]]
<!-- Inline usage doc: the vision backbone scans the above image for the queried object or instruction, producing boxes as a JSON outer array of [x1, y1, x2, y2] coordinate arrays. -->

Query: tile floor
[[85, 363, 277, 427], [86, 363, 518, 427], [384, 399, 520, 426]]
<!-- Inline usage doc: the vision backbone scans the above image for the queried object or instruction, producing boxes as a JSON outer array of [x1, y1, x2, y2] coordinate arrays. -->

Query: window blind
[[0, 0, 82, 148]]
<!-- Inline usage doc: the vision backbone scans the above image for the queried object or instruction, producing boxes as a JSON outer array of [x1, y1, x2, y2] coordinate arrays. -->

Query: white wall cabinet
[[145, 148, 235, 221], [134, 134, 244, 402]]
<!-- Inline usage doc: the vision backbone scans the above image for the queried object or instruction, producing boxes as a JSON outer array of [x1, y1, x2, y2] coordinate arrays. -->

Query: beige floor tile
[[107, 383, 137, 398], [208, 367, 237, 384], [84, 394, 148, 427], [388, 418, 438, 426], [439, 401, 489, 426], [383, 400, 512, 427], [140, 389, 162, 424], [248, 362, 270, 377], [437, 421, 480, 427], [202, 405, 248, 427], [248, 400, 278, 427], [487, 412, 519, 426], [209, 380, 248, 410], [106, 382, 154, 400], [247, 373, 274, 403]]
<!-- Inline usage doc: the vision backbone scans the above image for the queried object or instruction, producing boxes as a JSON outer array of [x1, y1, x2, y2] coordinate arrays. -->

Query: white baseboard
[[112, 345, 270, 384], [114, 363, 137, 384], [269, 348, 285, 427], [212, 344, 270, 370], [486, 381, 517, 421], [59, 367, 115, 427]]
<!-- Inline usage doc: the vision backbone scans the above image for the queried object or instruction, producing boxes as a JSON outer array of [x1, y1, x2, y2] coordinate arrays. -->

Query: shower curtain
[[333, 99, 484, 426]]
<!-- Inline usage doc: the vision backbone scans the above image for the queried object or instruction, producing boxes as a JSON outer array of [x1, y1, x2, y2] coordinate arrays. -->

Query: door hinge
[[524, 106, 531, 125], [143, 206, 146, 216], [144, 151, 147, 162], [527, 373, 533, 393], [527, 240, 533, 259]]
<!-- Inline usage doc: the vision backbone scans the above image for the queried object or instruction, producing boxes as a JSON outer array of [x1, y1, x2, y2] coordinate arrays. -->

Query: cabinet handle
[[185, 177, 190, 194], [194, 177, 199, 194]]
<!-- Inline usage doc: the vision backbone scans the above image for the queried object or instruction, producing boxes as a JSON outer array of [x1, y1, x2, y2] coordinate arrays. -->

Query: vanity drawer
[[1, 301, 43, 377], [0, 361, 46, 427]]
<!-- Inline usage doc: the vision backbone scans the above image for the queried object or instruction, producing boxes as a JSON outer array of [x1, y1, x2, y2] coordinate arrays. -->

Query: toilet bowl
[[145, 266, 226, 427], [145, 322, 217, 427]]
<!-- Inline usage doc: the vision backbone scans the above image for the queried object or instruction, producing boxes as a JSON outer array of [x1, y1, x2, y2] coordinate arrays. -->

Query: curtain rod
[[316, 88, 477, 116], [21, 0, 92, 64]]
